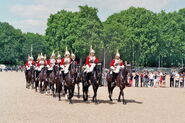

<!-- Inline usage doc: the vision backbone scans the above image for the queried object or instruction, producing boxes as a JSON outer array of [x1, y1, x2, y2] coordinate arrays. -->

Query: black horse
[[38, 67, 48, 93], [48, 65, 63, 100], [106, 67, 128, 104], [62, 64, 76, 104], [25, 66, 35, 89], [82, 63, 102, 103], [70, 61, 82, 98]]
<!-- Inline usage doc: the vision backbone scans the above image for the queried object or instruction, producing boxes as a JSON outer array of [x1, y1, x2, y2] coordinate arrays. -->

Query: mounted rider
[[56, 51, 62, 67], [110, 50, 124, 85], [37, 53, 47, 71], [84, 46, 99, 73], [60, 47, 71, 75], [47, 51, 56, 71], [71, 52, 78, 65], [25, 54, 35, 75], [35, 54, 41, 78]]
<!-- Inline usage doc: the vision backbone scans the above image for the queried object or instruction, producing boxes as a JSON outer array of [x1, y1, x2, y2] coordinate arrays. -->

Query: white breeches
[[26, 66, 30, 70], [84, 63, 96, 73], [60, 64, 70, 74], [110, 65, 124, 73], [47, 65, 54, 71], [38, 65, 44, 71]]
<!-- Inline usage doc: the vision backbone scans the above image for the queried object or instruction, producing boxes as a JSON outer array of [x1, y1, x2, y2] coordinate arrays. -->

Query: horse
[[70, 61, 82, 98], [106, 67, 128, 104], [62, 64, 76, 104], [82, 63, 102, 103], [48, 65, 63, 100], [25, 66, 35, 89], [38, 67, 48, 93]]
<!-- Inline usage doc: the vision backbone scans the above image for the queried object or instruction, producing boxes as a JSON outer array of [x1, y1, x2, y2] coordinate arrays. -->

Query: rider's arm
[[95, 57, 99, 64], [85, 57, 91, 67]]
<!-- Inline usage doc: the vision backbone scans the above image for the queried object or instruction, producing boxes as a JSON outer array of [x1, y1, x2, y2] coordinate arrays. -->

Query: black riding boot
[[84, 72, 90, 86], [111, 72, 118, 87]]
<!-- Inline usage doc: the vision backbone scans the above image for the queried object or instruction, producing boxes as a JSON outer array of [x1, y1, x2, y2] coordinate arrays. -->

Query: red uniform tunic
[[110, 59, 124, 67], [25, 61, 35, 67], [85, 56, 98, 66], [47, 59, 56, 67], [36, 60, 47, 67]]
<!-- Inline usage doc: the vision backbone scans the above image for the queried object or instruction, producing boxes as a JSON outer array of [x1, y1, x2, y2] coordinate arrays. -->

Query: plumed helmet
[[51, 50, 55, 58], [40, 53, 44, 59], [57, 51, 61, 58], [90, 45, 95, 54], [37, 54, 41, 60], [71, 51, 75, 58], [115, 49, 120, 57], [44, 54, 47, 60], [30, 54, 34, 60], [65, 47, 70, 56]]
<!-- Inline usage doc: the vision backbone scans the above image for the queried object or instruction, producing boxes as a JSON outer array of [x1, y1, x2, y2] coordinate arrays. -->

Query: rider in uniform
[[71, 52, 78, 65], [37, 53, 47, 72], [84, 46, 99, 84], [35, 54, 41, 79], [85, 46, 99, 73], [25, 55, 35, 75], [60, 47, 71, 78], [56, 52, 62, 67], [47, 51, 56, 76], [110, 50, 124, 86]]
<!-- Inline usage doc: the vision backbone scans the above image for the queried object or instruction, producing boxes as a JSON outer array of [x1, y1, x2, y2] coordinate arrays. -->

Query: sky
[[0, 0, 184, 34]]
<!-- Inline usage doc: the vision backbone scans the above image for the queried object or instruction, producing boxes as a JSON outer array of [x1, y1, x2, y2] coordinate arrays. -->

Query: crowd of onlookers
[[128, 71, 167, 87], [127, 71, 185, 88], [169, 71, 185, 88]]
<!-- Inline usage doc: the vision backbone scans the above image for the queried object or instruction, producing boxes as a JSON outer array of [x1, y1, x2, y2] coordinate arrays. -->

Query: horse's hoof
[[69, 101, 73, 104], [123, 101, 127, 105], [117, 99, 121, 102]]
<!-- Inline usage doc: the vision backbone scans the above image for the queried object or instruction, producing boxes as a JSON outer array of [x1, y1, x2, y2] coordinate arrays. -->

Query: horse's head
[[53, 65, 60, 76], [69, 61, 77, 75], [120, 67, 128, 78]]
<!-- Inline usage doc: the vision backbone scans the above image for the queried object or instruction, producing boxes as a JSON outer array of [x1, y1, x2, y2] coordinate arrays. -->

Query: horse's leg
[[64, 85, 68, 100], [82, 83, 89, 101], [108, 81, 113, 101], [68, 86, 75, 104], [77, 83, 80, 98], [51, 83, 55, 97], [122, 89, 126, 104], [35, 80, 39, 92], [92, 85, 98, 104], [118, 87, 122, 102], [57, 82, 62, 101], [39, 81, 42, 93]]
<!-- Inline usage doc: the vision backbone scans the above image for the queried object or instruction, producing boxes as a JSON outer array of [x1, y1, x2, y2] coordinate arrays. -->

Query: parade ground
[[0, 72, 185, 123]]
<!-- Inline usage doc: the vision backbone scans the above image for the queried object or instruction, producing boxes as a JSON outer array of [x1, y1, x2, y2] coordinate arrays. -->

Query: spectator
[[175, 72, 180, 88], [149, 72, 154, 87], [134, 73, 139, 87], [140, 72, 144, 87]]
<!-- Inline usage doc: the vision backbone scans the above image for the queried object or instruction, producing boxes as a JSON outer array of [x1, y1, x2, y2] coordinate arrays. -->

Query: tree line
[[0, 6, 185, 67]]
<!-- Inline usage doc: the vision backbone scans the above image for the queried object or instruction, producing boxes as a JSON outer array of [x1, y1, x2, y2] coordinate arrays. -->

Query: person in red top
[[37, 53, 47, 71], [60, 47, 71, 75], [25, 55, 35, 75], [47, 51, 56, 71], [71, 52, 78, 65], [84, 46, 98, 73], [35, 54, 41, 79], [110, 50, 124, 86], [83, 46, 99, 85], [56, 52, 62, 67], [25, 55, 35, 70]]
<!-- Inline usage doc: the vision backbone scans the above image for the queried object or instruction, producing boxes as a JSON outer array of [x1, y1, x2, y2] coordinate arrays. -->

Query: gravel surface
[[0, 72, 185, 123]]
